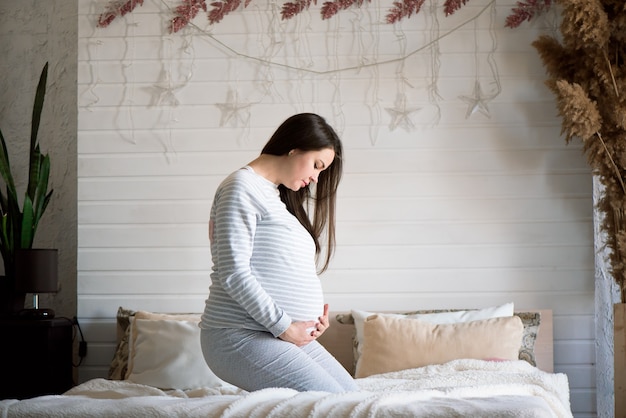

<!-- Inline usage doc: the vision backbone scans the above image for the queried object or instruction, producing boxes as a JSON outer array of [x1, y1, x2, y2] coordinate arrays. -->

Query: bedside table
[[0, 317, 74, 399]]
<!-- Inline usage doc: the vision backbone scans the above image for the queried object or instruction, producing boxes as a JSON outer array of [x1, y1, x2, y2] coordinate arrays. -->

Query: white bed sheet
[[0, 359, 572, 418]]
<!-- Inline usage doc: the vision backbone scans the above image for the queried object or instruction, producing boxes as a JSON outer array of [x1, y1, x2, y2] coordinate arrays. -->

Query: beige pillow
[[125, 311, 203, 379], [355, 314, 524, 378], [109, 308, 204, 380], [336, 309, 540, 372], [125, 311, 233, 390], [350, 302, 514, 363]]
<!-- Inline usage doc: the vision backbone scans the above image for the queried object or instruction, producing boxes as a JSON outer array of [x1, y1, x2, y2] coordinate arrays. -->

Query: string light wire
[[161, 0, 496, 75]]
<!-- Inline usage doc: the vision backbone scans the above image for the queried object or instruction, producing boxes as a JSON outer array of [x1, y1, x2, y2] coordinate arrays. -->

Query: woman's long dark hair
[[261, 113, 343, 273]]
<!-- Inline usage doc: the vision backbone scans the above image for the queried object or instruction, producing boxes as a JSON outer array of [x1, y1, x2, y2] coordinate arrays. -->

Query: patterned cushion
[[108, 307, 136, 380], [515, 311, 541, 366]]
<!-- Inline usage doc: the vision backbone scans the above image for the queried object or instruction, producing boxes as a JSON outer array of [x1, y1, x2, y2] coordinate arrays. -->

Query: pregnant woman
[[200, 113, 357, 393]]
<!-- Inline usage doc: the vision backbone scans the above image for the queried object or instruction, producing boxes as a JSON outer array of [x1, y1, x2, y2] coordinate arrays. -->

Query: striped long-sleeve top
[[200, 166, 324, 337]]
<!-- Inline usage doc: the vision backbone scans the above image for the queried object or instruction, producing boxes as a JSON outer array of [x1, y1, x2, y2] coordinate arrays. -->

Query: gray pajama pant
[[200, 327, 358, 393]]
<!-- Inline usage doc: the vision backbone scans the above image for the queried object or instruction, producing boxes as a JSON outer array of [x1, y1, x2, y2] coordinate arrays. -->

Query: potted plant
[[0, 62, 54, 315]]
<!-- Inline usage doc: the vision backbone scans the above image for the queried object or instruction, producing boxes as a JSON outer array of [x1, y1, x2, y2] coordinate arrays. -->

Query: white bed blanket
[[0, 359, 572, 418]]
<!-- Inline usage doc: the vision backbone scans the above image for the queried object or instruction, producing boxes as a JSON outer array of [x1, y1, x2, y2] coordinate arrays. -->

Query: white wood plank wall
[[77, 1, 595, 416]]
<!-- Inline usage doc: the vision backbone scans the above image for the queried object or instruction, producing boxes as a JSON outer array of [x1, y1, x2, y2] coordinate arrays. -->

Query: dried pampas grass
[[550, 80, 601, 141], [532, 0, 626, 301]]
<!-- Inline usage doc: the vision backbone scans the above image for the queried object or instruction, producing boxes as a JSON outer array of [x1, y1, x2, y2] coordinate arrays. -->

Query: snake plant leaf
[[0, 185, 8, 216], [27, 145, 42, 203], [0, 129, 18, 204], [5, 183, 22, 239], [0, 190, 19, 263], [36, 190, 53, 234], [21, 195, 34, 249], [29, 63, 48, 176], [0, 213, 13, 274], [32, 153, 52, 231], [1, 213, 11, 253]]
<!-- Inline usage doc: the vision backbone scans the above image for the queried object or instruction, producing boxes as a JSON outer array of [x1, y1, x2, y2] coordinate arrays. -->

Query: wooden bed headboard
[[317, 310, 554, 375]]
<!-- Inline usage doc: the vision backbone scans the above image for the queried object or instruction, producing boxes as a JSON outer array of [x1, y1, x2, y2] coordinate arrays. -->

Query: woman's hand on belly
[[279, 321, 318, 346], [279, 304, 330, 344]]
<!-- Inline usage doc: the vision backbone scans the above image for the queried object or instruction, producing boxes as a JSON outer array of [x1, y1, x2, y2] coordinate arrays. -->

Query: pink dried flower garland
[[282, 0, 316, 20], [504, 0, 553, 29], [97, 0, 144, 28], [96, 0, 554, 32], [443, 0, 469, 17], [319, 0, 365, 20], [209, 0, 253, 25], [385, 0, 425, 24], [170, 0, 208, 33]]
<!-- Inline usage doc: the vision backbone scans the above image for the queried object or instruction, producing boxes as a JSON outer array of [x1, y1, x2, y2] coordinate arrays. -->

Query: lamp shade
[[14, 249, 58, 293]]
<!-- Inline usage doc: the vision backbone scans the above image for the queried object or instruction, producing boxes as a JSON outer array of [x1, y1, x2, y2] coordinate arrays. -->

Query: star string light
[[385, 94, 421, 132], [458, 3, 500, 119], [427, 0, 443, 125], [145, 69, 188, 107], [95, 0, 504, 138], [459, 79, 495, 118], [384, 24, 420, 134], [215, 89, 252, 127]]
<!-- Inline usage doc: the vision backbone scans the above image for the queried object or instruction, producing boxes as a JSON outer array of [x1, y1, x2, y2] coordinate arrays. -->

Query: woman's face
[[284, 148, 335, 191]]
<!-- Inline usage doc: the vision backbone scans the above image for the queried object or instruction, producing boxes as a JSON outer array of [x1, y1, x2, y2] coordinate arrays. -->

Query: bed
[[0, 303, 572, 417]]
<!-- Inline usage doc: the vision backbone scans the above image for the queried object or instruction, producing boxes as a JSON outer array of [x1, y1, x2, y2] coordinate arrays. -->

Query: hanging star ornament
[[385, 94, 421, 132], [146, 69, 188, 107], [459, 80, 496, 119], [215, 89, 252, 127]]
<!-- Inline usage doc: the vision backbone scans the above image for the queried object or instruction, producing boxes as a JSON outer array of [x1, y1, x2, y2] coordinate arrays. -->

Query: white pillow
[[351, 302, 514, 360], [126, 318, 231, 390]]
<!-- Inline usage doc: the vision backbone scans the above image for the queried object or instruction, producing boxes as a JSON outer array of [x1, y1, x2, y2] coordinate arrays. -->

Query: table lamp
[[15, 248, 58, 319]]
